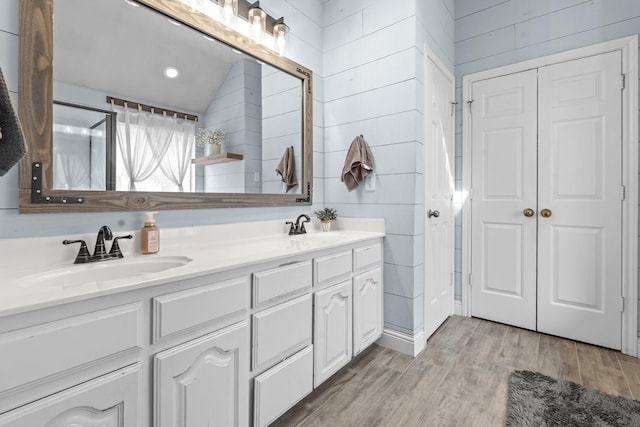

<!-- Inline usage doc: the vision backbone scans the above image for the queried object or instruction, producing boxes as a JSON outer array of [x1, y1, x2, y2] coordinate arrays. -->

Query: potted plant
[[197, 128, 227, 155], [315, 207, 337, 232]]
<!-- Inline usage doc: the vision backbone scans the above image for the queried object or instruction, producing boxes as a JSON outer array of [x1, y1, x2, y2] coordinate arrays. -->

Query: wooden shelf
[[192, 152, 243, 166]]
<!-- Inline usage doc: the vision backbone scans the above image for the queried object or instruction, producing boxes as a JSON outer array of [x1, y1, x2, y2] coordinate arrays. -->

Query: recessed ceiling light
[[164, 67, 179, 79], [124, 0, 139, 7], [168, 19, 182, 26], [203, 35, 216, 42], [232, 48, 243, 55]]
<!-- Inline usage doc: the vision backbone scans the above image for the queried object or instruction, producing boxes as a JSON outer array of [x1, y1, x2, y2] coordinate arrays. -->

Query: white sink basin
[[17, 256, 193, 289]]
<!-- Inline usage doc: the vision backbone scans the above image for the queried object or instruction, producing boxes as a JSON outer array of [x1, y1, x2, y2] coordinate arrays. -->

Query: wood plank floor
[[272, 315, 640, 426]]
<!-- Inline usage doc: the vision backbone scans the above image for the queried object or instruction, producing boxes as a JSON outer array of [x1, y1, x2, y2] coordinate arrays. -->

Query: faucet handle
[[109, 234, 133, 258], [63, 239, 91, 264], [286, 221, 297, 235]]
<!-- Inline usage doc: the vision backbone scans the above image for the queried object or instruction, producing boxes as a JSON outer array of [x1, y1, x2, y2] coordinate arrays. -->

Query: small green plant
[[315, 207, 337, 221]]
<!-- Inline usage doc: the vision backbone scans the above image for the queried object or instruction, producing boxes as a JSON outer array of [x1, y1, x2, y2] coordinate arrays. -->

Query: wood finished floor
[[272, 315, 640, 426]]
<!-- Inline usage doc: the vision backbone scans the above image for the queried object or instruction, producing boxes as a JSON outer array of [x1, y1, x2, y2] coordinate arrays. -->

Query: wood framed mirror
[[18, 0, 312, 213]]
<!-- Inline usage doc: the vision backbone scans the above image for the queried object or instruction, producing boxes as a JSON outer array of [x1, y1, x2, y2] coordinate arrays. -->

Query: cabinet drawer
[[314, 250, 352, 287], [353, 243, 382, 273], [0, 363, 142, 426], [252, 294, 312, 373], [153, 276, 249, 341], [254, 346, 313, 427], [253, 261, 312, 307], [0, 303, 142, 394]]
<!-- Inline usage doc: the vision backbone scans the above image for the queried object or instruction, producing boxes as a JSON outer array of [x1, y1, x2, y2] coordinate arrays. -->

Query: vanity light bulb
[[248, 3, 266, 42], [273, 20, 289, 56], [221, 0, 237, 25]]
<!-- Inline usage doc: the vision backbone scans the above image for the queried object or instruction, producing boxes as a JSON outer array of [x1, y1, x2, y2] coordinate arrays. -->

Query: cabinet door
[[0, 364, 141, 427], [314, 281, 352, 388], [353, 267, 383, 355], [154, 321, 249, 427]]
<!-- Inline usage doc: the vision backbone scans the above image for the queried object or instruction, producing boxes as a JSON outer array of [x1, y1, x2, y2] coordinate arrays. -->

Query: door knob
[[540, 208, 552, 218], [523, 208, 535, 217], [427, 209, 440, 218]]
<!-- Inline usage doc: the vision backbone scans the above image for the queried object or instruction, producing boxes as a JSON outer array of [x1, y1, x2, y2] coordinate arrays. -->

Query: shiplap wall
[[0, 0, 324, 239], [453, 0, 640, 299], [322, 0, 454, 335]]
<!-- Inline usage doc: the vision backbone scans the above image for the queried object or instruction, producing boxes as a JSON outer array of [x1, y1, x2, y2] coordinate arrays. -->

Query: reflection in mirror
[[52, 101, 115, 191], [52, 0, 303, 194]]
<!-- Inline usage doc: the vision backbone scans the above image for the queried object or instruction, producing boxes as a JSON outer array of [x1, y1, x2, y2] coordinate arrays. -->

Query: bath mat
[[506, 370, 640, 426]]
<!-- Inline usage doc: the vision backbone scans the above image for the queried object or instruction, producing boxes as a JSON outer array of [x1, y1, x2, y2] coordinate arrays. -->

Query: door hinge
[[467, 99, 473, 115], [622, 73, 626, 90], [620, 185, 626, 201], [468, 273, 472, 286], [621, 296, 625, 312]]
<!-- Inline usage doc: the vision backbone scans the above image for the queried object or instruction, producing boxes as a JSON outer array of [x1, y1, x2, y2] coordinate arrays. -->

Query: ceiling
[[53, 0, 247, 114]]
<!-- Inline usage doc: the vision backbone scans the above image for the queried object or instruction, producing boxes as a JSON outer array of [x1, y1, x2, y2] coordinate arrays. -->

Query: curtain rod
[[106, 96, 198, 122]]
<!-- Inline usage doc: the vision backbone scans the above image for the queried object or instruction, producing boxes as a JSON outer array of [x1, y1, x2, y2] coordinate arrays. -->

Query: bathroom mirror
[[18, 0, 313, 213]]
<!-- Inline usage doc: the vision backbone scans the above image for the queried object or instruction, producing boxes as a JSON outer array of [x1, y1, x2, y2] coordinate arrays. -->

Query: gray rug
[[506, 370, 640, 426]]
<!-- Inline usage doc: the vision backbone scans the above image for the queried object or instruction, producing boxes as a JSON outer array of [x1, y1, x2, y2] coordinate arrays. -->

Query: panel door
[[314, 280, 352, 388], [154, 321, 249, 427], [470, 69, 538, 330], [424, 54, 456, 339], [537, 51, 623, 349], [0, 364, 141, 427], [353, 267, 383, 355]]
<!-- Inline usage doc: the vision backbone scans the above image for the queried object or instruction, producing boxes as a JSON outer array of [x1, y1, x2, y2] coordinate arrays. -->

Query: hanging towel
[[0, 67, 27, 176], [341, 135, 375, 191], [276, 146, 297, 192]]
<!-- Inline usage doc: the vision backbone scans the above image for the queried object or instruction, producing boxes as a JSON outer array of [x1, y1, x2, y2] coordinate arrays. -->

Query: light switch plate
[[365, 172, 376, 191]]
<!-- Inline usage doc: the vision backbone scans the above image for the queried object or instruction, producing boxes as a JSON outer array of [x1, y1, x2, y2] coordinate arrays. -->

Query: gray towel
[[341, 135, 375, 191], [0, 67, 27, 176], [276, 146, 297, 192]]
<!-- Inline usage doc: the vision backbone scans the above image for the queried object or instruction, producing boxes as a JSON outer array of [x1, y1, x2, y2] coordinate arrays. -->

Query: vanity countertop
[[0, 218, 384, 317]]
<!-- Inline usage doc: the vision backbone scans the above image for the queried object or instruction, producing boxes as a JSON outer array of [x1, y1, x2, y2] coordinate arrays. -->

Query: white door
[[424, 54, 455, 339], [537, 51, 623, 349], [470, 69, 538, 331], [470, 52, 623, 349]]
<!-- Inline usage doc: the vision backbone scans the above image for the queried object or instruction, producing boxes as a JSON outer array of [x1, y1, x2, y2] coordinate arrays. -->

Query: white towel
[[341, 135, 375, 191]]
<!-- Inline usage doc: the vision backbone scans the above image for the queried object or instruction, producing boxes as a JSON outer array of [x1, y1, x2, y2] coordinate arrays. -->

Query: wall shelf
[[192, 152, 244, 166]]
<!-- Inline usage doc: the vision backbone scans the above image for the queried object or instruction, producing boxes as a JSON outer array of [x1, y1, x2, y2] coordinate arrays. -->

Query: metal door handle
[[523, 208, 535, 217], [427, 209, 440, 218], [540, 208, 552, 218]]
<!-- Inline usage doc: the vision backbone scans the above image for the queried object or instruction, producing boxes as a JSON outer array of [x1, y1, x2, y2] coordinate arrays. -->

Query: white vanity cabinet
[[313, 280, 353, 387], [352, 243, 383, 355], [154, 321, 249, 427], [313, 242, 383, 388], [0, 364, 142, 426], [1, 226, 384, 427], [251, 261, 313, 426]]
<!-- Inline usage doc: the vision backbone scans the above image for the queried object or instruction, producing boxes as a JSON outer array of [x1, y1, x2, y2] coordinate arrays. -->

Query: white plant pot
[[206, 144, 221, 155], [320, 220, 332, 232]]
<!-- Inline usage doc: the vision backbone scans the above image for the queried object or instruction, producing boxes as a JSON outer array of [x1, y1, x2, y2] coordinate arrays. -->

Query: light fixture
[[164, 66, 179, 79], [248, 1, 266, 42], [124, 0, 139, 7], [220, 0, 238, 25], [273, 17, 289, 56]]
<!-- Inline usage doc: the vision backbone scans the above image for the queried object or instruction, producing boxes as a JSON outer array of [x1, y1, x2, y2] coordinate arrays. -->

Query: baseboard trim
[[454, 300, 462, 316], [377, 328, 425, 357]]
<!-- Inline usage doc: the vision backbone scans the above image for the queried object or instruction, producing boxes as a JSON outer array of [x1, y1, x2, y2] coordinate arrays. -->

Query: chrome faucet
[[63, 225, 133, 264], [287, 214, 311, 235]]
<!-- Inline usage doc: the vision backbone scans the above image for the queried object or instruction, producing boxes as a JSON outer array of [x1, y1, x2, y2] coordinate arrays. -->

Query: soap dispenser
[[140, 211, 159, 254]]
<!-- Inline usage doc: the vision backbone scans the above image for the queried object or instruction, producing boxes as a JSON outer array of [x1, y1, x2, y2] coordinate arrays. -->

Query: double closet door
[[470, 51, 623, 350]]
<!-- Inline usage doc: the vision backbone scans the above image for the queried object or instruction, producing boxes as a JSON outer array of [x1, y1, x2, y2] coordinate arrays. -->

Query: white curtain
[[54, 152, 90, 190], [115, 104, 173, 190], [158, 116, 195, 191]]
